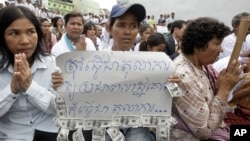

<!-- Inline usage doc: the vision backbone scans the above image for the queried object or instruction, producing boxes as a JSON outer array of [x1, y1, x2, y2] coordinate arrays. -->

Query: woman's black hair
[[0, 6, 46, 70], [64, 12, 84, 26], [52, 16, 63, 28], [181, 17, 230, 55], [138, 24, 152, 34], [139, 32, 166, 51], [83, 22, 96, 35], [39, 18, 49, 26]]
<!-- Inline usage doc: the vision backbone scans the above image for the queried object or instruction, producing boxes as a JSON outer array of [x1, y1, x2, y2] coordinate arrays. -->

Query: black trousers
[[33, 130, 58, 141], [69, 130, 92, 141]]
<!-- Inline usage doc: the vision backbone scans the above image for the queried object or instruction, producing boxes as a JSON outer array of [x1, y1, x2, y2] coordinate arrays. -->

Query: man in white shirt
[[219, 12, 250, 59], [26, 0, 35, 13]]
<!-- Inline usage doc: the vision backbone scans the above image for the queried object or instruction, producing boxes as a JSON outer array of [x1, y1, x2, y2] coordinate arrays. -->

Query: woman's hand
[[51, 71, 64, 90], [241, 57, 250, 73], [168, 75, 180, 83], [231, 73, 250, 101], [75, 35, 86, 51], [11, 53, 32, 93], [217, 59, 247, 101]]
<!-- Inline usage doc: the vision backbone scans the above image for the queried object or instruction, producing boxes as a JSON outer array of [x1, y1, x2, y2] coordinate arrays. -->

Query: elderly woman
[[171, 17, 247, 141]]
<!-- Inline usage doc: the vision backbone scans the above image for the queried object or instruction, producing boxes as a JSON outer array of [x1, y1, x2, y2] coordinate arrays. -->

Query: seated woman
[[171, 17, 247, 141]]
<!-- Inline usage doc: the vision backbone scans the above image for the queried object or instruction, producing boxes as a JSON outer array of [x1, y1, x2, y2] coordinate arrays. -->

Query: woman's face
[[95, 25, 102, 37], [175, 24, 187, 40], [56, 18, 63, 27], [4, 18, 38, 63], [65, 16, 84, 40], [147, 43, 165, 52], [86, 26, 96, 38], [41, 20, 50, 34], [196, 37, 223, 65], [108, 13, 139, 51], [141, 27, 152, 41]]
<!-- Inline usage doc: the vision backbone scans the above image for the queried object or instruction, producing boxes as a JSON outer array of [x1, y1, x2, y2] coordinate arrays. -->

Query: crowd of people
[[0, 0, 64, 19], [0, 0, 250, 141]]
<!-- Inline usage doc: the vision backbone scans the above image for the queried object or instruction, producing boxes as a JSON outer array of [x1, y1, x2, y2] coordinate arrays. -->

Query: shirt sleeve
[[0, 84, 21, 117], [220, 36, 235, 58], [24, 78, 56, 115]]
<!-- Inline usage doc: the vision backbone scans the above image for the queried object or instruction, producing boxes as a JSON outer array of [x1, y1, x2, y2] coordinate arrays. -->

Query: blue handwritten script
[[63, 78, 165, 99], [66, 101, 162, 118], [56, 51, 175, 119], [62, 53, 171, 80]]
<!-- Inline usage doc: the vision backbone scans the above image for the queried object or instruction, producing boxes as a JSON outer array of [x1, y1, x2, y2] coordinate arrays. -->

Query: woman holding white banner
[[52, 1, 180, 141]]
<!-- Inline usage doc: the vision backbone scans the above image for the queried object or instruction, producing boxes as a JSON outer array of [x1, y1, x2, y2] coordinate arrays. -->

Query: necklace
[[67, 35, 76, 45], [64, 34, 75, 51], [69, 39, 75, 45]]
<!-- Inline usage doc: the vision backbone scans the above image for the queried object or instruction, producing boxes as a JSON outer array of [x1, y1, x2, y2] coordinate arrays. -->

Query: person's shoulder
[[51, 34, 57, 40], [174, 55, 193, 70], [51, 39, 66, 56], [246, 34, 250, 41], [96, 37, 101, 42], [35, 55, 56, 68], [85, 37, 96, 50], [85, 37, 94, 45], [133, 42, 141, 52], [52, 39, 62, 48], [163, 33, 171, 40], [223, 33, 235, 41], [165, 35, 174, 43], [41, 55, 56, 62]]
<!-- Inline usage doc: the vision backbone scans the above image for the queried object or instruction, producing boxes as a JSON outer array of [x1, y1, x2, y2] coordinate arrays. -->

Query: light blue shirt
[[0, 55, 58, 140]]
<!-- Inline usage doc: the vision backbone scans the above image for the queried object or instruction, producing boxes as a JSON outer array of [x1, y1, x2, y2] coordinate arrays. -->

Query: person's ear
[[106, 21, 111, 34], [147, 45, 152, 51], [174, 27, 179, 33]]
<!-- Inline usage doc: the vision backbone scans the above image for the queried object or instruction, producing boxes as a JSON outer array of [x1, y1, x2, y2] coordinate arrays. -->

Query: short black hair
[[181, 17, 230, 55], [83, 22, 96, 35], [170, 20, 186, 34], [139, 33, 166, 51], [52, 16, 63, 28], [231, 12, 250, 27], [0, 6, 46, 70], [64, 12, 84, 26]]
